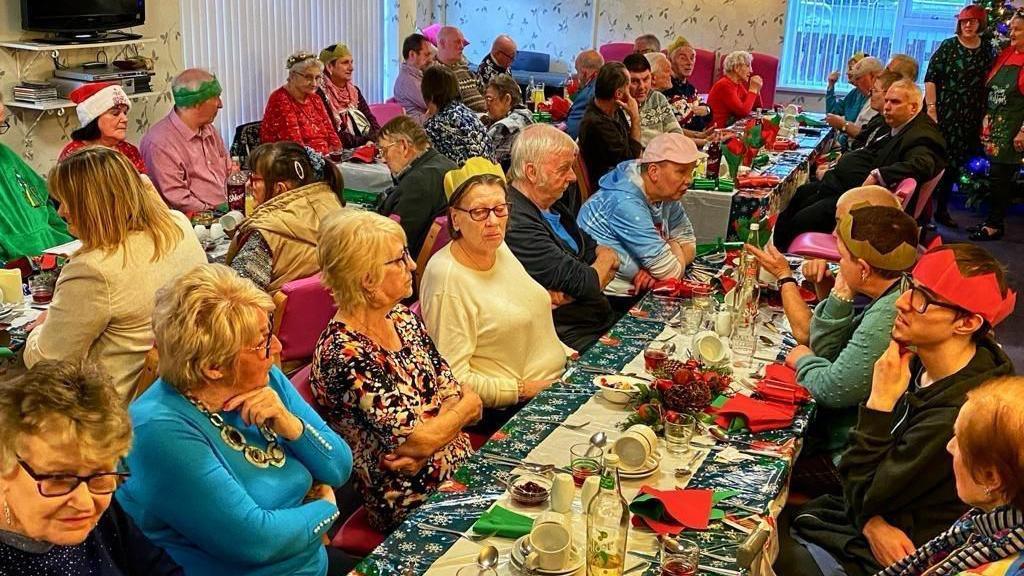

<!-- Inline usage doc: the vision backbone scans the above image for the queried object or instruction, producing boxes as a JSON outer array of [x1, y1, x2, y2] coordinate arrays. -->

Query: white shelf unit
[[0, 37, 157, 147]]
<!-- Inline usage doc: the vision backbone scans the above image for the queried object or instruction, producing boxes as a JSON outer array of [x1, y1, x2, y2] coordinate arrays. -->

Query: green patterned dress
[[924, 36, 995, 169]]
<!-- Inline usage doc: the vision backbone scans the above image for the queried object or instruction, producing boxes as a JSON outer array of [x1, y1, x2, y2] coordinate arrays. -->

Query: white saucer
[[618, 455, 661, 479], [510, 535, 584, 575]]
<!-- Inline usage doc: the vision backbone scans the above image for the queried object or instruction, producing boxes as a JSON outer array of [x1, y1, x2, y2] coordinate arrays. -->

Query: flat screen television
[[21, 0, 145, 42]]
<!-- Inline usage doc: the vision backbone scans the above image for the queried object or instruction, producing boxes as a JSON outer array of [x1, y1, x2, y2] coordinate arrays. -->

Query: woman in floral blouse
[[310, 210, 482, 531], [259, 51, 342, 155], [421, 64, 492, 166]]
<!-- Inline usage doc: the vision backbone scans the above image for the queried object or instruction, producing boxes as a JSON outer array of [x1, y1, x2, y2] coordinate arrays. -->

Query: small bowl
[[509, 472, 552, 506], [593, 375, 645, 404]]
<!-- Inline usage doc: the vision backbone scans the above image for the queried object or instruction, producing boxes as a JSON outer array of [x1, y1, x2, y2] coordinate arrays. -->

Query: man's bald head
[[490, 34, 518, 68], [836, 185, 901, 219], [437, 26, 466, 64], [575, 49, 604, 85]]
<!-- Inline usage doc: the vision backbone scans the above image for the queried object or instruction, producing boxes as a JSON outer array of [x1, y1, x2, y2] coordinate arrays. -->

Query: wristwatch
[[778, 276, 798, 288]]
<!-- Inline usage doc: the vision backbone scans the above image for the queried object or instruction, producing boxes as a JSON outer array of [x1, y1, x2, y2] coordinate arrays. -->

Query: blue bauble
[[998, 22, 1011, 35], [966, 156, 990, 176]]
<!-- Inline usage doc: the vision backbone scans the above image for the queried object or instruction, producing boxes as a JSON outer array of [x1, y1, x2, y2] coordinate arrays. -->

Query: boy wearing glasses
[[779, 243, 1017, 576]]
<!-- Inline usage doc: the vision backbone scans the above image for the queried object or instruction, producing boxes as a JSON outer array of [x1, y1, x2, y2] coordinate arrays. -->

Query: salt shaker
[[549, 472, 574, 513]]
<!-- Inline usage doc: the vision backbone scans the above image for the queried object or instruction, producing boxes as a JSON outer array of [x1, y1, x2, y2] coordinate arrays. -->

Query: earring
[[860, 271, 868, 282]]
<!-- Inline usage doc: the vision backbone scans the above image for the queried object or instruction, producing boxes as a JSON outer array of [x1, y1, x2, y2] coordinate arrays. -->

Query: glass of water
[[730, 317, 758, 368], [664, 414, 696, 455]]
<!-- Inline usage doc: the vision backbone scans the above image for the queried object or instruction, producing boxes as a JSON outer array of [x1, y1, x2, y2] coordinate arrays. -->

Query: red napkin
[[630, 486, 714, 535], [714, 394, 798, 432], [756, 364, 811, 405], [736, 175, 781, 188], [650, 278, 715, 299], [349, 143, 377, 163], [769, 138, 798, 151], [546, 96, 571, 121]]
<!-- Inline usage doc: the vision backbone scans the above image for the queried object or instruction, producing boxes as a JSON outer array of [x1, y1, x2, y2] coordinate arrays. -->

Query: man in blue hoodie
[[577, 133, 704, 302]]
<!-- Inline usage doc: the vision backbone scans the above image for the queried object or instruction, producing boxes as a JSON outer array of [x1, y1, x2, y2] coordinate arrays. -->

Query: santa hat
[[69, 82, 131, 128]]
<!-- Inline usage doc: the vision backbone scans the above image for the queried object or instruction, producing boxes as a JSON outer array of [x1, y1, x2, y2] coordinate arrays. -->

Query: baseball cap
[[641, 133, 706, 165]]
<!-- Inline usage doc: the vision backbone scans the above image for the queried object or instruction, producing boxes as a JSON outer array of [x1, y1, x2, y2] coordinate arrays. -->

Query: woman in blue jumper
[[117, 264, 353, 576]]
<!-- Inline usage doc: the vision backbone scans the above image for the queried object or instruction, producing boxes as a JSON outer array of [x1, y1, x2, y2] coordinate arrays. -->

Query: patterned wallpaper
[[0, 0, 182, 172], [406, 0, 826, 109]]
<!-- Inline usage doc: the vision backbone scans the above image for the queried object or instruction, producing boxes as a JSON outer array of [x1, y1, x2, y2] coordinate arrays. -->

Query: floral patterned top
[[424, 101, 492, 166], [310, 305, 474, 531]]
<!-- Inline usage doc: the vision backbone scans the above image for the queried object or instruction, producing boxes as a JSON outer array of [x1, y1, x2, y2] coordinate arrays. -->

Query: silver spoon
[[477, 544, 499, 571], [584, 430, 608, 457]]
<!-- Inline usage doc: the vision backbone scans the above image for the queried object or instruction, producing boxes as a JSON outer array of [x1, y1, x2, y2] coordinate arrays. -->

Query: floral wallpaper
[[0, 0, 181, 172], [408, 0, 825, 109]]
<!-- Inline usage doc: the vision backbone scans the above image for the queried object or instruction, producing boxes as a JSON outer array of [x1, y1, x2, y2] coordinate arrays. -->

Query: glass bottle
[[526, 76, 536, 111], [704, 130, 722, 183], [587, 454, 629, 576], [741, 222, 762, 279], [226, 155, 249, 213]]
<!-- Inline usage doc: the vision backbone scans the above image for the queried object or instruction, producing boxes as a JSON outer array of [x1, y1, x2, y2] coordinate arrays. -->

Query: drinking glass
[[456, 566, 497, 576], [691, 283, 715, 315], [661, 537, 700, 576], [644, 340, 672, 373], [569, 443, 603, 487], [28, 274, 54, 304], [664, 414, 696, 456], [730, 317, 758, 369]]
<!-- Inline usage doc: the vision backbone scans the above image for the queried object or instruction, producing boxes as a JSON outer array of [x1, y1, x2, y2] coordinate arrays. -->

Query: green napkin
[[472, 504, 534, 538], [796, 114, 827, 127]]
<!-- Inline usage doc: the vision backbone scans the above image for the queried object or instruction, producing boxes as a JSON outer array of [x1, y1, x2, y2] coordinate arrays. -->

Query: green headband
[[173, 78, 223, 108]]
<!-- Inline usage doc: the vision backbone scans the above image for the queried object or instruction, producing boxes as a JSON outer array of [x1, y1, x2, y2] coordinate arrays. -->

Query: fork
[[523, 417, 591, 430], [416, 523, 494, 542]]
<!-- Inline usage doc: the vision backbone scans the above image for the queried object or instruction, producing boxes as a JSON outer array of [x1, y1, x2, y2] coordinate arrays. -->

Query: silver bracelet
[[830, 289, 855, 304]]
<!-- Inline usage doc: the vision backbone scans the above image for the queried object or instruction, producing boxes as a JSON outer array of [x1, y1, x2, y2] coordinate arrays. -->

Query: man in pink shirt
[[141, 68, 232, 213]]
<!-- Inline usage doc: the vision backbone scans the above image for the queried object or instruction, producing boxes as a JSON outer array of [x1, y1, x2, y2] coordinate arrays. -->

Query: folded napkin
[[735, 175, 781, 189], [546, 96, 571, 121], [754, 363, 811, 405], [796, 114, 827, 127], [471, 504, 534, 538], [348, 143, 377, 163], [629, 487, 740, 535], [714, 394, 798, 433], [650, 278, 716, 299], [769, 138, 798, 151]]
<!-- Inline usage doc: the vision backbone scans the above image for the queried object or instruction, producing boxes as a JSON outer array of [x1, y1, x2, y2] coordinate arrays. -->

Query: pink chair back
[[409, 300, 422, 318], [413, 215, 451, 293], [289, 364, 315, 405], [370, 102, 405, 126], [690, 48, 717, 93], [599, 42, 635, 63], [275, 273, 337, 363], [786, 232, 841, 262], [751, 52, 779, 109], [892, 178, 918, 209], [910, 170, 945, 220]]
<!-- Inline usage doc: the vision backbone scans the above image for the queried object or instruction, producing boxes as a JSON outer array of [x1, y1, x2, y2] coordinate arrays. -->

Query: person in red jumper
[[259, 51, 342, 155], [707, 50, 763, 128], [60, 82, 147, 174]]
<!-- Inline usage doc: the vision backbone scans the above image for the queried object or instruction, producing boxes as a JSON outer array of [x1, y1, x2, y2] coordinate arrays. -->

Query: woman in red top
[[59, 83, 146, 174], [707, 50, 763, 128], [259, 51, 342, 155]]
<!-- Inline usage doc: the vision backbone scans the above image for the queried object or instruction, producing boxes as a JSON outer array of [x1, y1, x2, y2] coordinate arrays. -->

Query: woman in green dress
[[971, 10, 1024, 241], [0, 97, 73, 262], [923, 4, 994, 228]]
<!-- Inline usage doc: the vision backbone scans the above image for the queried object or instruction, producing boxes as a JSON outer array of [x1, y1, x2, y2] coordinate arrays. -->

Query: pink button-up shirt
[[141, 110, 231, 213]]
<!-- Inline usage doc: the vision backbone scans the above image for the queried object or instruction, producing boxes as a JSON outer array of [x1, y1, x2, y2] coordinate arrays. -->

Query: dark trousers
[[772, 182, 843, 250], [984, 161, 1020, 228], [933, 166, 959, 217], [774, 507, 827, 576]]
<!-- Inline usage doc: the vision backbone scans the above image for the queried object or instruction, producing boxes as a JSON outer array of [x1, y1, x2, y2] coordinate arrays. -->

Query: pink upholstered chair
[[289, 364, 315, 406], [690, 48, 717, 93], [892, 178, 918, 210], [272, 273, 337, 373], [786, 233, 841, 262], [908, 170, 945, 221], [599, 42, 635, 63], [369, 102, 405, 126], [331, 506, 385, 558], [413, 215, 452, 293], [718, 51, 779, 109]]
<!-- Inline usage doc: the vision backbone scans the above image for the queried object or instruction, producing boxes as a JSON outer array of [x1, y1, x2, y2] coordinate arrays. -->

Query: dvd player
[[54, 65, 153, 82], [50, 76, 153, 98]]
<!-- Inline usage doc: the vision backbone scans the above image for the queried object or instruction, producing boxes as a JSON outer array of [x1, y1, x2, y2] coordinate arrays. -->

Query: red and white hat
[[68, 82, 131, 128]]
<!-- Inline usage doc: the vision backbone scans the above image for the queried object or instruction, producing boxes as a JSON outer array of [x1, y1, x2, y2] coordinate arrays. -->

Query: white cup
[[209, 223, 226, 242], [219, 210, 244, 232], [549, 473, 574, 514], [694, 330, 728, 366], [613, 424, 658, 470], [527, 512, 572, 571]]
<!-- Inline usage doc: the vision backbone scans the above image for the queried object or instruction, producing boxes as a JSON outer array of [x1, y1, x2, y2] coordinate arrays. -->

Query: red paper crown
[[912, 247, 1017, 326]]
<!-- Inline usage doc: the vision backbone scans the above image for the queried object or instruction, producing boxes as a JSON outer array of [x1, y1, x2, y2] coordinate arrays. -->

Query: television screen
[[21, 0, 145, 34]]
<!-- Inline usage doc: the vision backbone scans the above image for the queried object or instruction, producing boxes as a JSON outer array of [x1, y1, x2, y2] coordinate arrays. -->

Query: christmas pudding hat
[[69, 82, 131, 128], [835, 205, 919, 272], [912, 239, 1017, 326]]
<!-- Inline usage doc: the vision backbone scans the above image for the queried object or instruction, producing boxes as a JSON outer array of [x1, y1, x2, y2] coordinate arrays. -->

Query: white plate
[[510, 535, 584, 575], [593, 375, 645, 404], [618, 455, 661, 479]]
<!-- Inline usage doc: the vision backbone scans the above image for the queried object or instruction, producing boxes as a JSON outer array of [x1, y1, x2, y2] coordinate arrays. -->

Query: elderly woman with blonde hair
[[260, 51, 342, 154], [117, 264, 353, 576], [707, 50, 763, 127], [311, 210, 482, 532], [24, 146, 205, 398], [0, 360, 182, 574]]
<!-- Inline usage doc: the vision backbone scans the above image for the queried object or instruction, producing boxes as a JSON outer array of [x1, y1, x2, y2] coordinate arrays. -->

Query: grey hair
[[851, 56, 884, 80], [487, 74, 522, 107], [889, 78, 924, 106], [634, 34, 661, 51], [508, 124, 578, 182], [722, 50, 753, 75], [287, 51, 323, 75], [644, 52, 671, 74]]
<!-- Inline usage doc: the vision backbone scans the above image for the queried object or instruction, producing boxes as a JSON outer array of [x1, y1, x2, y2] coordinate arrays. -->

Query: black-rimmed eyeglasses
[[453, 203, 511, 221], [17, 457, 130, 497], [247, 313, 275, 358], [384, 246, 413, 269], [903, 277, 971, 316], [0, 119, 10, 135]]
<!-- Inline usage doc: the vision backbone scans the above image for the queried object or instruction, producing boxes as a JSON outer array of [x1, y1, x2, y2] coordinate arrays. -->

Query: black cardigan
[[378, 148, 458, 257]]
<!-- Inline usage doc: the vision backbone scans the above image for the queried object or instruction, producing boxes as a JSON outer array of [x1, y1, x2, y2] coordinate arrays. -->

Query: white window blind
[[179, 0, 393, 145], [779, 0, 966, 92]]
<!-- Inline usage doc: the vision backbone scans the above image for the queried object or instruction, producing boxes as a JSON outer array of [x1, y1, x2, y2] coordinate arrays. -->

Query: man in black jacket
[[773, 79, 946, 249], [376, 116, 457, 257], [776, 243, 1016, 576], [505, 124, 621, 351], [578, 62, 643, 187]]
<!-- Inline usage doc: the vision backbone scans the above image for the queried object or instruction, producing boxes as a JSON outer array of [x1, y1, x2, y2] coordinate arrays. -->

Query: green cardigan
[[0, 144, 72, 262], [795, 286, 900, 454]]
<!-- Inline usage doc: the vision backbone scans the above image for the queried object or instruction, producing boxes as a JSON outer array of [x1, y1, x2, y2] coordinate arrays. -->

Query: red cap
[[68, 82, 117, 104], [958, 4, 986, 22]]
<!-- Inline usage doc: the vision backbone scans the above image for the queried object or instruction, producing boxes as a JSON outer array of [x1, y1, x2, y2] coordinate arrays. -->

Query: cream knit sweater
[[420, 242, 569, 408], [24, 211, 206, 397]]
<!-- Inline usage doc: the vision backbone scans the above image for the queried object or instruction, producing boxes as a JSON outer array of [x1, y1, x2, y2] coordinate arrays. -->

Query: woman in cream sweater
[[24, 146, 206, 398], [420, 158, 569, 408]]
